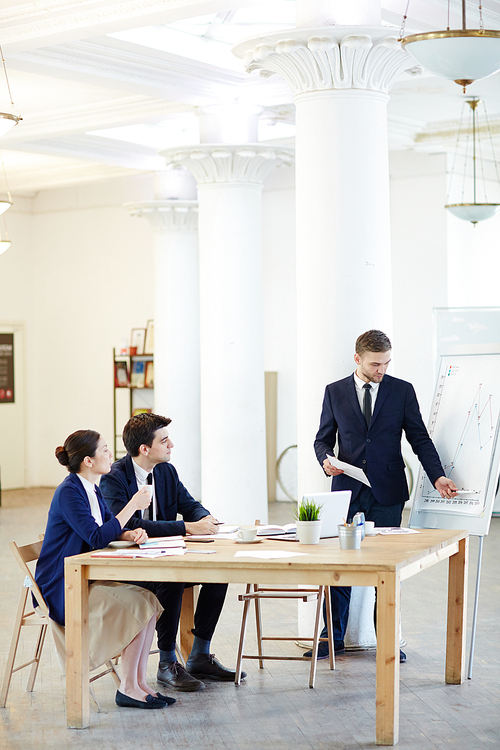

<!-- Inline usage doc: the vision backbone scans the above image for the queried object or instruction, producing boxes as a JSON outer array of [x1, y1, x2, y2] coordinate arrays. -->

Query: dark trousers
[[320, 486, 405, 645], [136, 581, 228, 653]]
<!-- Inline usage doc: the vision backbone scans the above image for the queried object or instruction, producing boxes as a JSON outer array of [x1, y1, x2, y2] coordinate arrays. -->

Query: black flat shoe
[[155, 692, 176, 705], [115, 690, 165, 709]]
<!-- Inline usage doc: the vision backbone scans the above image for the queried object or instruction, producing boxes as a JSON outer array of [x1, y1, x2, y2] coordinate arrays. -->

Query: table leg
[[446, 536, 468, 684], [179, 586, 196, 662], [375, 571, 400, 746], [65, 562, 90, 729]]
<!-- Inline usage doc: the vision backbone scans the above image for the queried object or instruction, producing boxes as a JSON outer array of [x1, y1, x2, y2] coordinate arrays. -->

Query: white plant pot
[[296, 520, 322, 545]]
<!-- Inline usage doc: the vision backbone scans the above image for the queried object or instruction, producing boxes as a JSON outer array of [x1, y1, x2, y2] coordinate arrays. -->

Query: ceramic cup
[[364, 521, 375, 535], [238, 528, 257, 542]]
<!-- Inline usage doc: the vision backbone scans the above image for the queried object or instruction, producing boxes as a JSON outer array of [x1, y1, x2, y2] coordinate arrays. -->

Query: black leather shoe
[[303, 641, 345, 659], [115, 691, 165, 709], [400, 650, 407, 663], [157, 661, 205, 692], [186, 653, 246, 682], [155, 692, 176, 705]]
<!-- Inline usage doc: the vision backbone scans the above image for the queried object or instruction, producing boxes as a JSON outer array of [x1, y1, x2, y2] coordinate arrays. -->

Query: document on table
[[327, 455, 371, 487], [375, 527, 420, 535], [234, 550, 308, 560], [91, 548, 187, 558]]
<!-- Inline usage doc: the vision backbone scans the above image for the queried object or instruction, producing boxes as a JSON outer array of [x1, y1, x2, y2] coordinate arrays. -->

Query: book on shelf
[[256, 523, 297, 536]]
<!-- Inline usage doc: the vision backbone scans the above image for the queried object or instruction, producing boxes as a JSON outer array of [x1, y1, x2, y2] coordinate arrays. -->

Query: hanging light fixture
[[400, 1, 500, 92], [445, 97, 500, 225], [0, 45, 21, 137]]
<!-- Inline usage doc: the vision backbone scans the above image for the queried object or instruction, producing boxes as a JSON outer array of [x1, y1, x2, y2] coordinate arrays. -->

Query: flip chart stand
[[467, 535, 484, 680]]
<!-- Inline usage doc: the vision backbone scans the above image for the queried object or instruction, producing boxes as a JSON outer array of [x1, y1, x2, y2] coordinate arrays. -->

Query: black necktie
[[144, 473, 153, 520], [363, 383, 372, 429]]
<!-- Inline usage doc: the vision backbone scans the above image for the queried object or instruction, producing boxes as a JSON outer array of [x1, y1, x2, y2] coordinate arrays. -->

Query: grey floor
[[0, 488, 499, 750]]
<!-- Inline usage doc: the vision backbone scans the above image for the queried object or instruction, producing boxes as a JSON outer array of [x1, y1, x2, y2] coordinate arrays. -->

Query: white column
[[233, 14, 420, 501], [161, 145, 293, 524], [125, 199, 201, 499], [233, 0, 419, 643]]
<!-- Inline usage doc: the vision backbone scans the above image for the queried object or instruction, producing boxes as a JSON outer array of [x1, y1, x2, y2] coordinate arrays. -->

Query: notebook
[[301, 490, 352, 538]]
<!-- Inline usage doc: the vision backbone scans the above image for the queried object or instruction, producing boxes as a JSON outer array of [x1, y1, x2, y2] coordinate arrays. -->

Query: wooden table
[[64, 529, 468, 745]]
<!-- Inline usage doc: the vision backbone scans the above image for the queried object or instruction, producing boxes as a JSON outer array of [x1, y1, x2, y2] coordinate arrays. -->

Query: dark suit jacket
[[314, 373, 444, 507], [35, 473, 122, 625], [100, 454, 209, 537]]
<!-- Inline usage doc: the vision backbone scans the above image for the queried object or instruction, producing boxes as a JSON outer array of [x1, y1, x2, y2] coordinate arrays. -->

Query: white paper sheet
[[327, 455, 371, 487], [375, 527, 420, 535]]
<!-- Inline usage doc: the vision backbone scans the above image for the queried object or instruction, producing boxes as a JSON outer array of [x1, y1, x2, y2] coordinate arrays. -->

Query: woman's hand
[[120, 528, 149, 544], [132, 485, 152, 511]]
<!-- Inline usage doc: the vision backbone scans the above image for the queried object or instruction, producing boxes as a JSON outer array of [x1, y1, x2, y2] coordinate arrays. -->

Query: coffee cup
[[364, 521, 375, 535], [238, 528, 257, 542]]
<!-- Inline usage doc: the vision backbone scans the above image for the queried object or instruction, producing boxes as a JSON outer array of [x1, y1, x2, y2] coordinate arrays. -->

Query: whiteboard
[[409, 354, 500, 536]]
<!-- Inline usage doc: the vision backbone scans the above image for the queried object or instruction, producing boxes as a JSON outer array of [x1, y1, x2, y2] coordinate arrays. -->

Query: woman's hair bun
[[55, 445, 69, 466]]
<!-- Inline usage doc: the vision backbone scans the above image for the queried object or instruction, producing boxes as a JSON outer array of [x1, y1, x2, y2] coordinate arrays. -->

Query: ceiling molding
[[2, 95, 192, 142], [5, 159, 150, 193], [9, 38, 294, 106], [0, 0, 249, 50], [10, 133, 165, 169]]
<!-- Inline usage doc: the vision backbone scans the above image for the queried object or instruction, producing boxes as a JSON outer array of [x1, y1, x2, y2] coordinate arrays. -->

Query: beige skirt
[[49, 582, 161, 673]]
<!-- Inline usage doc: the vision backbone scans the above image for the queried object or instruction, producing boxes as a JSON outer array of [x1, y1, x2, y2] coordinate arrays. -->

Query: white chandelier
[[400, 1, 500, 92]]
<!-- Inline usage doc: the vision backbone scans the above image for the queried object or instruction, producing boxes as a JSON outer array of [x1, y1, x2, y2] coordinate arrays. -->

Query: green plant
[[293, 499, 323, 522]]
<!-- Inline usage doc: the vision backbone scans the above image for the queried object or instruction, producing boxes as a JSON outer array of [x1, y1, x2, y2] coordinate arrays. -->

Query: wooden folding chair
[[235, 583, 334, 688], [0, 539, 120, 709]]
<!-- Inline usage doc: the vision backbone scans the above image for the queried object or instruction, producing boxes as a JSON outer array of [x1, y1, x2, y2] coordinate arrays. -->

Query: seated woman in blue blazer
[[35, 429, 175, 710]]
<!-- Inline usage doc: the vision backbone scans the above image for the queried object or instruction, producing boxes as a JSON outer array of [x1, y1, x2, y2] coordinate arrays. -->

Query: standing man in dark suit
[[305, 330, 457, 662], [101, 412, 244, 691]]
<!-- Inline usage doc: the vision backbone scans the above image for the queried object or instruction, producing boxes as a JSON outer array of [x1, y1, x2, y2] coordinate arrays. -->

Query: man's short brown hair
[[355, 330, 392, 355], [123, 413, 172, 457]]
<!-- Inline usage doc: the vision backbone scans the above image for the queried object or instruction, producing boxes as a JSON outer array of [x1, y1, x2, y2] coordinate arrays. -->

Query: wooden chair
[[0, 539, 120, 709], [235, 582, 334, 688]]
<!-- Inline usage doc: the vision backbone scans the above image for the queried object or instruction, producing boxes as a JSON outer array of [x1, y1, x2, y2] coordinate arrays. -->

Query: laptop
[[301, 490, 352, 538]]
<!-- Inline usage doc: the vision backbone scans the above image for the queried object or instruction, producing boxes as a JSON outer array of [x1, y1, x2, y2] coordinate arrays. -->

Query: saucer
[[235, 538, 262, 544], [108, 540, 136, 548]]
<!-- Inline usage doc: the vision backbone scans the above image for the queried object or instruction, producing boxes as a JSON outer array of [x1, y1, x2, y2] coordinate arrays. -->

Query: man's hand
[[184, 516, 219, 535], [121, 528, 148, 544], [434, 476, 458, 499], [323, 458, 344, 477]]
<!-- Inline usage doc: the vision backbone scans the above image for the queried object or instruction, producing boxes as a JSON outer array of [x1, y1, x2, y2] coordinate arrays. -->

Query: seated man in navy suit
[[305, 330, 457, 663], [101, 412, 243, 691]]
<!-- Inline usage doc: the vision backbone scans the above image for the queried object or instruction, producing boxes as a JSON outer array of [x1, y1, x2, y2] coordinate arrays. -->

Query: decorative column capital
[[161, 144, 294, 186], [124, 200, 198, 231], [233, 26, 421, 96]]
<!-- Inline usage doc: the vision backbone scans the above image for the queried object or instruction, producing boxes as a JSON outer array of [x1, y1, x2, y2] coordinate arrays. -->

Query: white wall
[[389, 150, 449, 489], [447, 205, 500, 308], [0, 176, 157, 488]]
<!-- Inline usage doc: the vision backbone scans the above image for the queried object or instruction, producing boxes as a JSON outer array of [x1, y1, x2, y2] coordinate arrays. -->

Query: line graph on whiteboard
[[415, 360, 500, 516]]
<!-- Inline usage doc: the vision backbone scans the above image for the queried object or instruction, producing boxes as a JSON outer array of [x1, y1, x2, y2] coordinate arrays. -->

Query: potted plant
[[293, 498, 323, 544]]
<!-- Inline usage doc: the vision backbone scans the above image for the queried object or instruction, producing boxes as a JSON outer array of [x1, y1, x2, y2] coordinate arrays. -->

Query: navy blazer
[[35, 473, 122, 626], [100, 454, 209, 537], [314, 373, 444, 507]]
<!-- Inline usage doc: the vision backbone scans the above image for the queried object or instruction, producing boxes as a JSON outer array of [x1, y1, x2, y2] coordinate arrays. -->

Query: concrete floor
[[0, 489, 499, 749]]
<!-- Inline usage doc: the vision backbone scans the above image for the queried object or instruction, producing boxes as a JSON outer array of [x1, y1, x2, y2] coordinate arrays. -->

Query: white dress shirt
[[77, 473, 103, 526], [132, 458, 157, 521], [353, 371, 380, 418]]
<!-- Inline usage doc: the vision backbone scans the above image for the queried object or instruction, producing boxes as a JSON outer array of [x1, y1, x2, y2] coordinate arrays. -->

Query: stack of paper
[[139, 536, 186, 550]]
